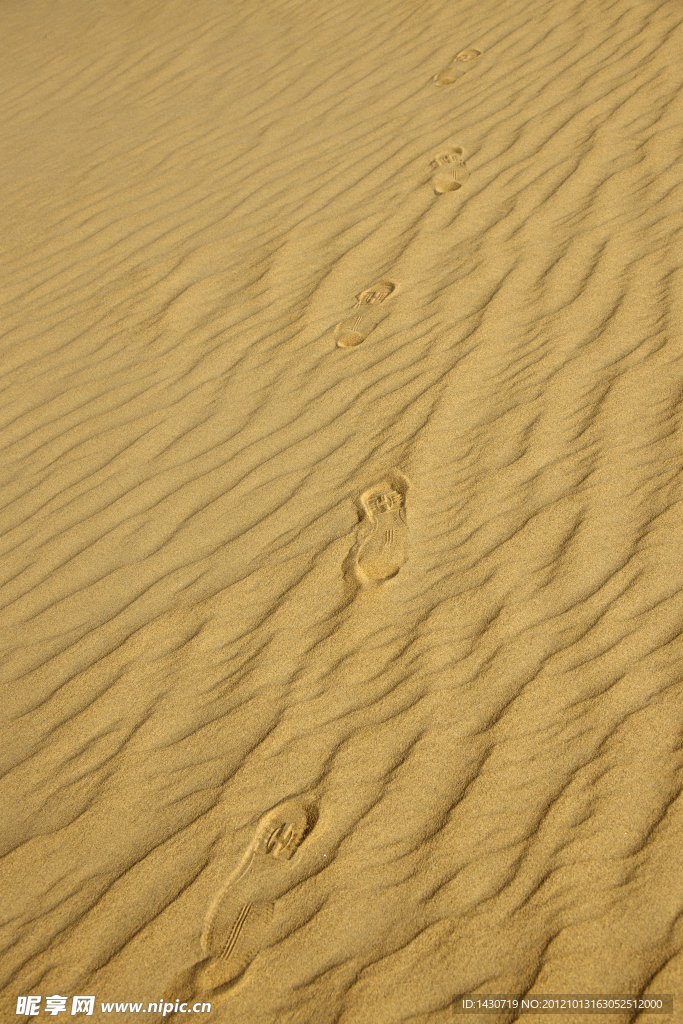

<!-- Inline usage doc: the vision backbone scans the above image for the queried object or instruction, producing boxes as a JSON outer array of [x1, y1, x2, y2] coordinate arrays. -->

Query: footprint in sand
[[335, 280, 396, 348], [165, 799, 316, 1005], [433, 48, 481, 86], [430, 147, 470, 194], [353, 473, 410, 583]]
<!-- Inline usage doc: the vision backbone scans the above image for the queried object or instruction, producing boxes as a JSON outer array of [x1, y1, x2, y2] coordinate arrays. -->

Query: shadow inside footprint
[[165, 799, 317, 1007], [430, 147, 470, 194], [352, 472, 410, 583], [433, 48, 481, 85]]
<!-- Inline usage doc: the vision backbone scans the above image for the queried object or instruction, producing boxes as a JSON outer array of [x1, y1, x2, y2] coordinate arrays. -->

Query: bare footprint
[[433, 48, 481, 85], [353, 472, 410, 583], [335, 280, 396, 349], [165, 800, 316, 1007], [430, 147, 470, 194]]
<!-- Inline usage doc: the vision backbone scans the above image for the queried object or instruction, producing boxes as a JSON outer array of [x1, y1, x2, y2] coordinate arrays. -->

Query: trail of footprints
[[164, 46, 481, 1012], [334, 49, 478, 584], [333, 49, 478, 349]]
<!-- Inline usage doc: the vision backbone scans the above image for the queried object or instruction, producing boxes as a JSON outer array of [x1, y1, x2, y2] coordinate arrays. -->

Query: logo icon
[[16, 995, 95, 1017]]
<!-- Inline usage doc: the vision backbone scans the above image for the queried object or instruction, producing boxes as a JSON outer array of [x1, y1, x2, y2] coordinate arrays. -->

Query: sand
[[2, 0, 683, 1021]]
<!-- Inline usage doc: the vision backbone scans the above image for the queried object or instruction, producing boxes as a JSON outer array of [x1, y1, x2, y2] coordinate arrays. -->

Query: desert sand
[[2, 0, 683, 1021]]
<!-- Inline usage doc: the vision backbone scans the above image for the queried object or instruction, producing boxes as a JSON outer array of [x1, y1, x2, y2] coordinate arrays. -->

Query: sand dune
[[2, 0, 683, 1020]]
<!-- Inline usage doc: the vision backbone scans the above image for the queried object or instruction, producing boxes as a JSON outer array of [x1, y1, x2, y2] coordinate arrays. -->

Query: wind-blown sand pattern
[[2, 0, 683, 1021]]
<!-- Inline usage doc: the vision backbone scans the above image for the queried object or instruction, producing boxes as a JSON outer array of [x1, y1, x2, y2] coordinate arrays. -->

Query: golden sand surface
[[2, 0, 683, 1021]]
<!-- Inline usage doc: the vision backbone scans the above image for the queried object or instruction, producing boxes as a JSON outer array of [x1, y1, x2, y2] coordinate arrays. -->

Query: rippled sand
[[2, 0, 683, 1021]]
